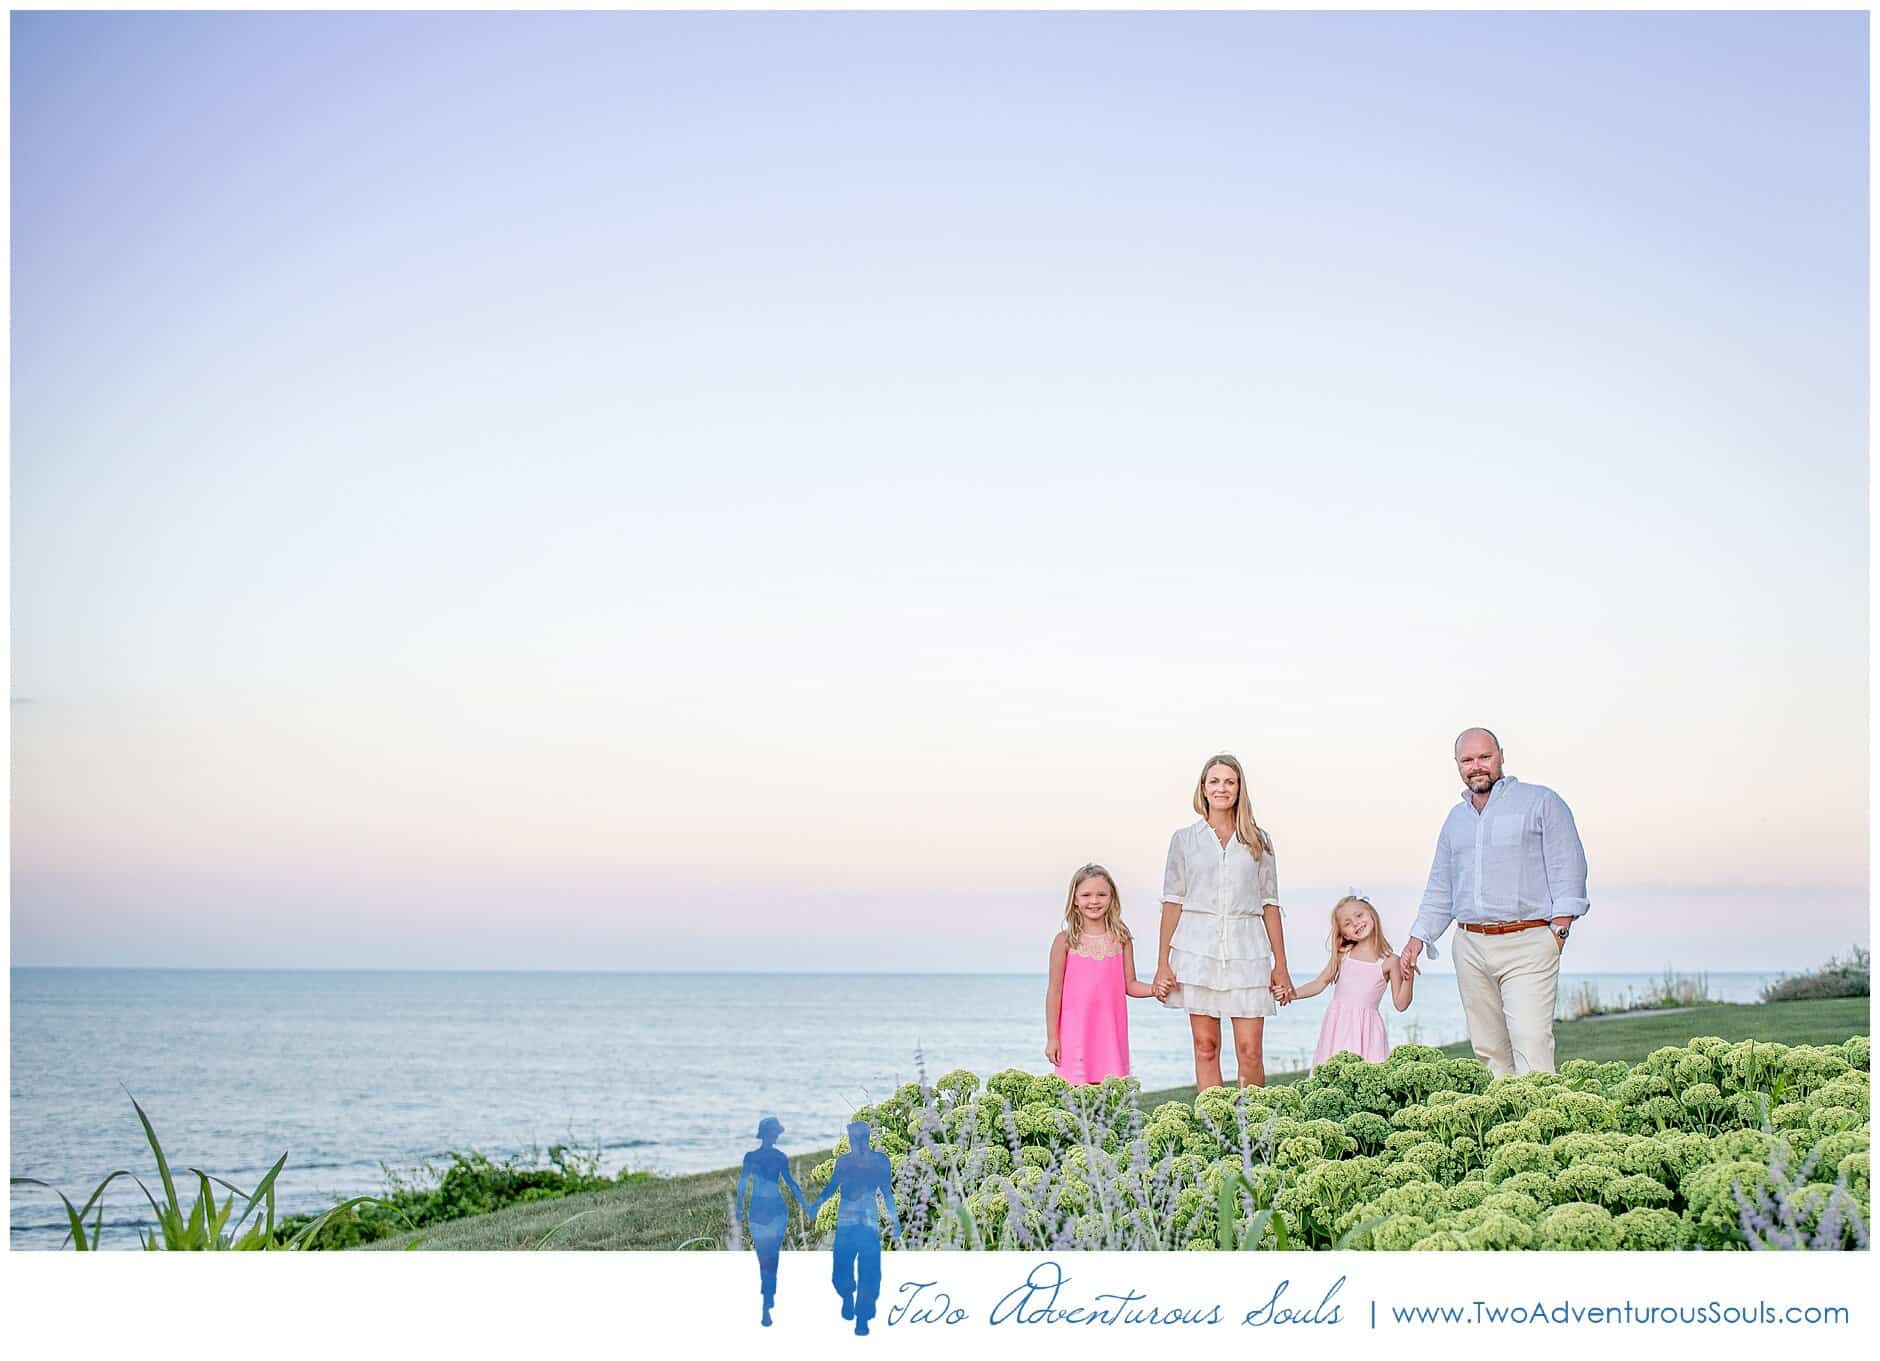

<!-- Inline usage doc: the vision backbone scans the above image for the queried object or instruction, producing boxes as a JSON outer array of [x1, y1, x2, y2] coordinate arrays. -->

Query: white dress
[[1160, 819, 1282, 1019]]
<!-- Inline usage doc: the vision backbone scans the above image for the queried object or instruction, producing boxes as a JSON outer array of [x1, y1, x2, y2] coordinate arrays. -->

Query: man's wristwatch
[[1553, 923, 1571, 944]]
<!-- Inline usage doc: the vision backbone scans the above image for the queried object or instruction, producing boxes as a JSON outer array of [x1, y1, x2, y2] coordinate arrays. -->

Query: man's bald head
[[1454, 727, 1501, 759]]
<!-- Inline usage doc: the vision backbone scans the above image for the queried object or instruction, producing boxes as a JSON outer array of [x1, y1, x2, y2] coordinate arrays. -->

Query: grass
[[366, 995, 1869, 1251]]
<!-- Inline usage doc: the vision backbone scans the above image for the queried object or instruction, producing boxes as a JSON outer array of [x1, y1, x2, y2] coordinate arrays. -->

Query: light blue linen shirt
[[1409, 775, 1590, 959]]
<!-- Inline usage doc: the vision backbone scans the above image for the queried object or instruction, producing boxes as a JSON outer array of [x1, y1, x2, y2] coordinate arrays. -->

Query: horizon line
[[6, 963, 1815, 977]]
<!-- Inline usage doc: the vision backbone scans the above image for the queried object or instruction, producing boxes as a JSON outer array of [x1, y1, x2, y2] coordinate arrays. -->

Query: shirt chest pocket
[[1489, 814, 1525, 848]]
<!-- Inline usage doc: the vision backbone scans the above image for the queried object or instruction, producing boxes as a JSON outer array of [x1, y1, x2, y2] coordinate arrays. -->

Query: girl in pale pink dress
[[1044, 864, 1158, 1084], [1290, 894, 1415, 1067]]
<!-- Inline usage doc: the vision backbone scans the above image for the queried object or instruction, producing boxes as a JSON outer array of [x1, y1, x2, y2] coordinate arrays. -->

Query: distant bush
[[274, 1144, 653, 1249], [1763, 948, 1870, 1004]]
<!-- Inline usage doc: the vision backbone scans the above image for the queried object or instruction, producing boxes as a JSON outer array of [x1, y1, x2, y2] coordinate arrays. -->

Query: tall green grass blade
[[1269, 1205, 1292, 1251], [127, 1094, 182, 1226], [241, 1155, 288, 1236], [184, 1184, 208, 1248], [1237, 1207, 1275, 1251], [199, 1153, 289, 1241], [955, 1204, 980, 1251], [199, 1171, 239, 1247], [14, 1168, 138, 1250], [1216, 1176, 1241, 1251], [281, 1196, 408, 1251], [1333, 1214, 1387, 1250], [12, 1179, 93, 1251], [531, 1208, 600, 1250], [129, 1176, 165, 1234]]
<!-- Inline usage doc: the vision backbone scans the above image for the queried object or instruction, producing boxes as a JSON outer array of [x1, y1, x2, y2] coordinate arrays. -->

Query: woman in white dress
[[1151, 753, 1295, 1089]]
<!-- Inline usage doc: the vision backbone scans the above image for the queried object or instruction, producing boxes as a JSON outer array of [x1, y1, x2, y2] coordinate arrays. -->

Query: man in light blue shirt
[[1400, 728, 1589, 1075]]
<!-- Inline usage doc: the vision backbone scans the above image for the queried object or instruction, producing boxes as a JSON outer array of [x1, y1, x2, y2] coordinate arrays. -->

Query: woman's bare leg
[[1189, 1013, 1224, 1090], [1231, 1016, 1267, 1087]]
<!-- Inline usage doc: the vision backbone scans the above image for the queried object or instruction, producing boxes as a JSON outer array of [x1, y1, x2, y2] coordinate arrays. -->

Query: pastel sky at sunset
[[10, 10, 1869, 972]]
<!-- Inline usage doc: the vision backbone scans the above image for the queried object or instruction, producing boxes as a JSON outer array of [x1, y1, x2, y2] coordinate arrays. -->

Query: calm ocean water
[[9, 967, 1779, 1250]]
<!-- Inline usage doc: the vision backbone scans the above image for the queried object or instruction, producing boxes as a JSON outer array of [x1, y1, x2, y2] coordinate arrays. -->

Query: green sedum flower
[[1614, 1206, 1684, 1251], [1463, 1212, 1535, 1251], [1537, 1201, 1621, 1250]]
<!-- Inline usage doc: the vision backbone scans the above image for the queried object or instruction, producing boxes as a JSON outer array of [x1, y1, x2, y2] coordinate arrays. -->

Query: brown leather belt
[[1460, 919, 1551, 935]]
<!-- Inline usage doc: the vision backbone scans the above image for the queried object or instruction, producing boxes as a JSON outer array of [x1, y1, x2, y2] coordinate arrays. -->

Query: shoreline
[[7, 985, 1857, 1248]]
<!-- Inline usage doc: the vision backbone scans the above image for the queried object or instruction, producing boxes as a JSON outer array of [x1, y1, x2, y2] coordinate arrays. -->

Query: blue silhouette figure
[[736, 1116, 813, 1327], [808, 1120, 902, 1336]]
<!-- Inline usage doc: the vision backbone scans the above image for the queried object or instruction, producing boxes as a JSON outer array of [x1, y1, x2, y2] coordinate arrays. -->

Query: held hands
[[1400, 938, 1423, 978], [1152, 964, 1176, 1001], [1268, 967, 1295, 1006]]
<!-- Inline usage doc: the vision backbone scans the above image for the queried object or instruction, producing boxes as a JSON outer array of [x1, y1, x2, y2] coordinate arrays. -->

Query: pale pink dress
[[1311, 953, 1393, 1067], [1054, 938, 1130, 1085]]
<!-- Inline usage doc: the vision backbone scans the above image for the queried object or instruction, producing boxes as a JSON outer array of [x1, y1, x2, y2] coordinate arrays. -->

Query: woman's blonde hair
[[1190, 753, 1271, 861], [1063, 863, 1130, 950], [1329, 894, 1393, 955]]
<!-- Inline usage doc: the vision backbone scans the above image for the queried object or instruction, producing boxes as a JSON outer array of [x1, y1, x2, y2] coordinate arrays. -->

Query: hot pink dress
[[1054, 940, 1130, 1085], [1311, 953, 1393, 1067]]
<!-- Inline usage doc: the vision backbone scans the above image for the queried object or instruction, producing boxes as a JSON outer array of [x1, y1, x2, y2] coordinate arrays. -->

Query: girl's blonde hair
[[1063, 863, 1130, 950], [1329, 894, 1393, 955], [1190, 753, 1271, 861]]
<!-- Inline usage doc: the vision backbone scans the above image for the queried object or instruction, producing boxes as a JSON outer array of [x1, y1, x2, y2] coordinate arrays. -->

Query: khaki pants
[[1452, 925, 1561, 1076]]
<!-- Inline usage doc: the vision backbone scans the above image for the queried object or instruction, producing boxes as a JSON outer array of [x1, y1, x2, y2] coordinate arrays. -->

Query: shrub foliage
[[1762, 948, 1870, 1004], [806, 1036, 1870, 1252]]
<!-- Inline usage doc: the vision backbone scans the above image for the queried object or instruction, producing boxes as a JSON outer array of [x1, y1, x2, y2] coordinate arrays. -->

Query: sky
[[9, 10, 1870, 973]]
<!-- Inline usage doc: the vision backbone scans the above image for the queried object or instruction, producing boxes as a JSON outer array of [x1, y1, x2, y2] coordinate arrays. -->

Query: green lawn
[[365, 997, 1869, 1251]]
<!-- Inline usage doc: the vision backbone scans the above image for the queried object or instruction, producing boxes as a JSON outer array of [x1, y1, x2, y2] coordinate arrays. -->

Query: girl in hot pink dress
[[1045, 864, 1158, 1084], [1291, 894, 1415, 1067]]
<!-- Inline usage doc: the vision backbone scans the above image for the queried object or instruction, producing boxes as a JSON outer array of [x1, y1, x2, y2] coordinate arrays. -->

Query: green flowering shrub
[[1301, 1086, 1353, 1122], [1371, 1215, 1435, 1250], [1464, 1212, 1534, 1251], [1482, 1188, 1543, 1221], [865, 1036, 1867, 1255], [1604, 1173, 1675, 1212], [1446, 1180, 1492, 1213], [1487, 1140, 1557, 1182], [934, 1069, 980, 1105], [1614, 1206, 1684, 1251], [1552, 1162, 1621, 1205], [1680, 1159, 1772, 1249], [1537, 1202, 1621, 1250], [1342, 1111, 1393, 1154], [1495, 1171, 1558, 1206], [1839, 1151, 1869, 1204]]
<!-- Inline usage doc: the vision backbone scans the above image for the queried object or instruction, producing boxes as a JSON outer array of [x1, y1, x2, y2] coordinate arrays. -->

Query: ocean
[[9, 967, 1780, 1250]]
